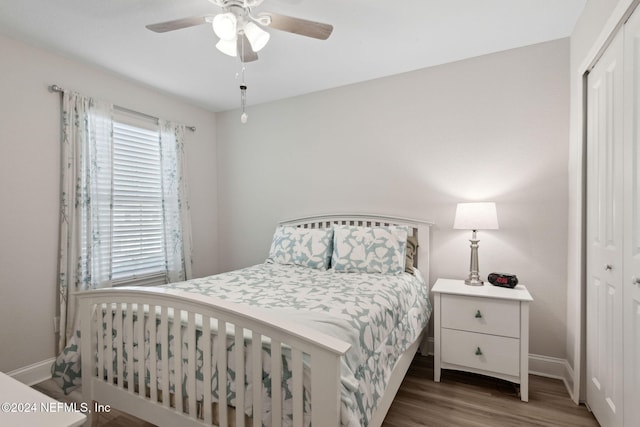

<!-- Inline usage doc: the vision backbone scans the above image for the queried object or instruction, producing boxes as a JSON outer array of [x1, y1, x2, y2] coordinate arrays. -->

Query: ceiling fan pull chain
[[240, 84, 248, 123], [238, 65, 248, 124]]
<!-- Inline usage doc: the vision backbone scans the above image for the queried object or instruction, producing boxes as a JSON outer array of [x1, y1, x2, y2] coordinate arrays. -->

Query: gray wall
[[216, 39, 570, 359], [0, 34, 219, 373]]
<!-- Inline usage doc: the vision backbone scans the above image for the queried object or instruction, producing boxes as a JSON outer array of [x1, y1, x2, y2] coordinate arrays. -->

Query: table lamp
[[453, 202, 499, 286]]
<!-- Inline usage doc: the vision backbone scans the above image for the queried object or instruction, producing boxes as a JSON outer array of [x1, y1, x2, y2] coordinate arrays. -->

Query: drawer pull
[[475, 347, 483, 356], [475, 310, 482, 319]]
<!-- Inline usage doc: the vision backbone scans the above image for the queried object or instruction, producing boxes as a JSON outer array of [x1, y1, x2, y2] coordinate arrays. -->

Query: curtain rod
[[48, 84, 196, 132]]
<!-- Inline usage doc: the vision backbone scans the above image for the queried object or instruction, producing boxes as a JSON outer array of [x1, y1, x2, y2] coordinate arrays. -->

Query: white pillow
[[331, 225, 408, 274], [267, 226, 333, 270]]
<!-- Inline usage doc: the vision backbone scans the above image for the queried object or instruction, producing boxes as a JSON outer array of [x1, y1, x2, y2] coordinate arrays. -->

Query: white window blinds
[[111, 114, 167, 285]]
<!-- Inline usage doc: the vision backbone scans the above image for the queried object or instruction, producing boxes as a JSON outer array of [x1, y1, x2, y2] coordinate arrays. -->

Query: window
[[83, 107, 191, 288], [111, 118, 167, 285]]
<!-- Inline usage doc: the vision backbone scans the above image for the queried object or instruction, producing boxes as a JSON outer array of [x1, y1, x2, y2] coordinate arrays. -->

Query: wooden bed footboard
[[78, 287, 350, 427]]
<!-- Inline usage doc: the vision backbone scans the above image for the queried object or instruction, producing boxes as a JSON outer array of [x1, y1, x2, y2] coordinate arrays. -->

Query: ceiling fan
[[145, 0, 333, 63]]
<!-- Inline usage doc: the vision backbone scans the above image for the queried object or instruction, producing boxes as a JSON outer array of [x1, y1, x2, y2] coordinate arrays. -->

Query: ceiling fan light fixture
[[216, 38, 237, 56], [212, 12, 237, 40], [244, 21, 270, 52]]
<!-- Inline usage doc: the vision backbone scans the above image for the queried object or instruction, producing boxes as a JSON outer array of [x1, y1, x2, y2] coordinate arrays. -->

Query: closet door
[[623, 8, 640, 427], [586, 29, 624, 427]]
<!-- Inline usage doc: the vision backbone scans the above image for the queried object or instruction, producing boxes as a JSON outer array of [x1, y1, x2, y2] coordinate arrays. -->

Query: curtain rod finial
[[49, 84, 63, 93]]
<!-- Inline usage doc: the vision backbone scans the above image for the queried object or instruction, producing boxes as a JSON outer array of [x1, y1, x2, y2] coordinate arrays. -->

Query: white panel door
[[624, 8, 640, 427], [586, 29, 625, 427]]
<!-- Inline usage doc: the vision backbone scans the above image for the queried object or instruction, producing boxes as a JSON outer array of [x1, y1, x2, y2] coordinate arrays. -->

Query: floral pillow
[[331, 225, 409, 274], [267, 226, 333, 270]]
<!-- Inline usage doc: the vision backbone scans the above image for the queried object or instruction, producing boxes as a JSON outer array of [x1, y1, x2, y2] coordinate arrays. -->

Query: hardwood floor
[[34, 355, 598, 426], [383, 355, 598, 427]]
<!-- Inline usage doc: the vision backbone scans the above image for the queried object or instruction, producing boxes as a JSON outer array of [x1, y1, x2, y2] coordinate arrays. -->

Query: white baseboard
[[527, 353, 577, 402], [529, 353, 568, 379], [6, 358, 55, 386]]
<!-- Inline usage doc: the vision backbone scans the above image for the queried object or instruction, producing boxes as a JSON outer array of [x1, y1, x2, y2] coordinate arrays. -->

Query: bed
[[74, 214, 433, 427]]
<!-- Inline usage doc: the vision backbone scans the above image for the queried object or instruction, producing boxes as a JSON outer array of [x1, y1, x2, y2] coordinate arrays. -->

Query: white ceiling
[[0, 0, 586, 112]]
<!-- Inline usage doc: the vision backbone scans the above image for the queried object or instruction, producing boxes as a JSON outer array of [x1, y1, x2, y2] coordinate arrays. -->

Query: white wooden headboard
[[279, 213, 434, 282]]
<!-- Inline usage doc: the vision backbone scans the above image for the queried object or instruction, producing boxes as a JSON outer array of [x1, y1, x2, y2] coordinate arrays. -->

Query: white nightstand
[[432, 278, 533, 401]]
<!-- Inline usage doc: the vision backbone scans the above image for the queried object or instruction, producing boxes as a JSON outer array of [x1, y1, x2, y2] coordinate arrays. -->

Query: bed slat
[[291, 349, 303, 427], [125, 304, 134, 393], [136, 303, 145, 399], [187, 312, 197, 417], [106, 303, 114, 386], [174, 308, 184, 414], [97, 304, 104, 384], [234, 325, 245, 427], [252, 332, 262, 427], [271, 339, 282, 427], [149, 304, 158, 403], [203, 315, 212, 424], [310, 351, 341, 427], [116, 303, 124, 389], [161, 306, 170, 407], [219, 320, 228, 427]]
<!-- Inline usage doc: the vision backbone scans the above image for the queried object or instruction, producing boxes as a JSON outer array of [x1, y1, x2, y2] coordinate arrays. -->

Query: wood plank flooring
[[33, 355, 598, 426], [383, 355, 598, 427]]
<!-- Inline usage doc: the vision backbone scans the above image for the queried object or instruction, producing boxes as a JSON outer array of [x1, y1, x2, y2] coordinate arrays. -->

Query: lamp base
[[465, 231, 484, 286], [464, 278, 484, 286]]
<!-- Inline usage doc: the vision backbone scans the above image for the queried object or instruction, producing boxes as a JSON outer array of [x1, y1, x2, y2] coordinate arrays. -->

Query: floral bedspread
[[52, 262, 431, 427]]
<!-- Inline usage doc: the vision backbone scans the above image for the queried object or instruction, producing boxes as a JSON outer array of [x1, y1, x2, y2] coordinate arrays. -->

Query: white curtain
[[159, 119, 193, 283], [57, 91, 113, 352]]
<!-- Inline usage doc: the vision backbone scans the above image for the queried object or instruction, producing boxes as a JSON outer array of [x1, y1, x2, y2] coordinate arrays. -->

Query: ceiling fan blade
[[258, 12, 333, 40], [238, 33, 259, 62], [146, 15, 213, 33]]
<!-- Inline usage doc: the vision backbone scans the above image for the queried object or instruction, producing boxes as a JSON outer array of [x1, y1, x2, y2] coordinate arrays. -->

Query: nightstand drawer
[[441, 294, 520, 338], [441, 328, 520, 377]]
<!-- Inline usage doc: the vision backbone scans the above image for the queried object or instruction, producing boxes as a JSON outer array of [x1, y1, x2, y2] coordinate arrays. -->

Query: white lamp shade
[[212, 13, 237, 40], [244, 22, 270, 52], [216, 38, 237, 57], [453, 202, 499, 230]]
